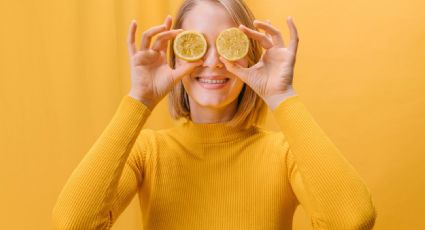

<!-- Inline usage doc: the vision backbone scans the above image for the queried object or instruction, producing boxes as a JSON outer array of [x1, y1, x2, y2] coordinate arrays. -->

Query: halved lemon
[[173, 30, 207, 61], [216, 27, 250, 61]]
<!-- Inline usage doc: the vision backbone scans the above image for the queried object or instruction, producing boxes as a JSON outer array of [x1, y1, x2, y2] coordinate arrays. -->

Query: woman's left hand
[[220, 16, 299, 110]]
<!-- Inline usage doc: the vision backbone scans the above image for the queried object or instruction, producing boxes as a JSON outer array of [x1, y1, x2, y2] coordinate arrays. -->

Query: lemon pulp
[[216, 27, 250, 61], [173, 31, 207, 61]]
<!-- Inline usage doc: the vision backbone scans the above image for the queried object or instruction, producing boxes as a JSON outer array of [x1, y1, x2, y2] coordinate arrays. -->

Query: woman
[[52, 0, 377, 229]]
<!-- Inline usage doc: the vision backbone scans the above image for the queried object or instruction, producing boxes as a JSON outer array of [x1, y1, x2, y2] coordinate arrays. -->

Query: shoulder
[[130, 128, 166, 167], [252, 126, 290, 150], [133, 128, 159, 152], [252, 127, 292, 173], [137, 128, 157, 141], [135, 127, 176, 150]]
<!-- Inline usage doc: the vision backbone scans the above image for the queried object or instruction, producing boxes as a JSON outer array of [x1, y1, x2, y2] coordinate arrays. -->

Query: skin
[[127, 1, 299, 122], [176, 1, 248, 123]]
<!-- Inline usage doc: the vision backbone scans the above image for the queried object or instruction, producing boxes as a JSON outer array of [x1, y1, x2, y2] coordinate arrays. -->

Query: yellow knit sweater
[[52, 95, 377, 229]]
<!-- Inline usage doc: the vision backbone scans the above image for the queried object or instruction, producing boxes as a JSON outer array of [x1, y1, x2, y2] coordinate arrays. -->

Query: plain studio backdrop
[[1, 0, 424, 229]]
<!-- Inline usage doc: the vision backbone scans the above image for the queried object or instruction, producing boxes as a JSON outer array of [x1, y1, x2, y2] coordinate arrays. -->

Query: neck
[[188, 97, 238, 123]]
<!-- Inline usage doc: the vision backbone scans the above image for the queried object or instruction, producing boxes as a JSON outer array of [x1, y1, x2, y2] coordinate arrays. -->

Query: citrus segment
[[173, 30, 207, 61], [216, 27, 250, 61]]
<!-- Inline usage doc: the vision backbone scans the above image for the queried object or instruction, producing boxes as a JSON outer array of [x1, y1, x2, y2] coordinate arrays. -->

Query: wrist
[[264, 85, 298, 110], [127, 91, 156, 111]]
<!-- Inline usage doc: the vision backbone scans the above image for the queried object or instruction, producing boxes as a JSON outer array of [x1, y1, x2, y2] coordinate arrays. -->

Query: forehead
[[181, 1, 236, 37]]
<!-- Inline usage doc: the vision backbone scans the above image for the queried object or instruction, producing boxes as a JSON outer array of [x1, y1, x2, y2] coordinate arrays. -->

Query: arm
[[52, 95, 152, 229], [272, 95, 377, 229], [220, 14, 376, 228]]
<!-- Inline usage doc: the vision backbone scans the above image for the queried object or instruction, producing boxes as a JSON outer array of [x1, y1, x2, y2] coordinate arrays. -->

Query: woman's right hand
[[127, 16, 203, 110]]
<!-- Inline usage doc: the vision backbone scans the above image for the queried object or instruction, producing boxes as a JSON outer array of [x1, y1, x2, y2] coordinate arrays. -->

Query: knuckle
[[156, 33, 167, 40], [158, 32, 173, 41], [141, 31, 150, 38]]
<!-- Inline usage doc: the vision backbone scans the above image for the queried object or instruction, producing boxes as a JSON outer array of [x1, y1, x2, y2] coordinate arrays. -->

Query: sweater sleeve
[[52, 95, 152, 229], [271, 95, 377, 229]]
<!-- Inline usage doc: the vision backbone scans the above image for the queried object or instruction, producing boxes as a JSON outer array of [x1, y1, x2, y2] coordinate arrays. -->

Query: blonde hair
[[167, 0, 268, 129]]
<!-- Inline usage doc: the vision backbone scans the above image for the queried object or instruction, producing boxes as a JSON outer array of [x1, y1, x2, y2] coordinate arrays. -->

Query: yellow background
[[1, 0, 424, 229]]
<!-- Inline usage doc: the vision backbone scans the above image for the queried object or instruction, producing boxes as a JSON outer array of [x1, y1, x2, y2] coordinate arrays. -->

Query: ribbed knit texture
[[52, 95, 377, 229]]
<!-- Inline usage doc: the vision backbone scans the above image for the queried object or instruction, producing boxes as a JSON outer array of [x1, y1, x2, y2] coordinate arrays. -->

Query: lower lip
[[196, 78, 230, 89]]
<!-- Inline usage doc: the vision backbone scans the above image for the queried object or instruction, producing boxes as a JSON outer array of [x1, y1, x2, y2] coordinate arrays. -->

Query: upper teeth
[[198, 78, 228, 84]]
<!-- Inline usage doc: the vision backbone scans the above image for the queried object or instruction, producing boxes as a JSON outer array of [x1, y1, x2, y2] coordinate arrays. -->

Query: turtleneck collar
[[172, 118, 258, 144]]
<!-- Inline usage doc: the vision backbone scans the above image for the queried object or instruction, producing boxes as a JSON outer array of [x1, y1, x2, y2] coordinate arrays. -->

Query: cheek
[[234, 80, 245, 94], [181, 75, 198, 97], [181, 76, 191, 90]]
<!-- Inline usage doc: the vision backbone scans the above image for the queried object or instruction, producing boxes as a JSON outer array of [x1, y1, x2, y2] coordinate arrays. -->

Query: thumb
[[219, 57, 249, 81], [171, 60, 203, 82]]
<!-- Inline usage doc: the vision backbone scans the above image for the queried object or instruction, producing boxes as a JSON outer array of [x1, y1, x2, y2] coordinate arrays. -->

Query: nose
[[202, 45, 224, 69]]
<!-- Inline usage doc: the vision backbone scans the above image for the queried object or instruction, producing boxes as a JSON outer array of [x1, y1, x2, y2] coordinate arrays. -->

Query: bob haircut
[[167, 0, 268, 129]]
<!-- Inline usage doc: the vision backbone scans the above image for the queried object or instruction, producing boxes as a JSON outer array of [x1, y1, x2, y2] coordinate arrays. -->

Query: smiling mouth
[[195, 77, 230, 84], [194, 77, 230, 90]]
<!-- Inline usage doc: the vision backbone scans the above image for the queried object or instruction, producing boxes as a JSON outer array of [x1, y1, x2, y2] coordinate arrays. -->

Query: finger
[[239, 25, 273, 49], [140, 24, 168, 51], [171, 60, 204, 83], [127, 19, 137, 55], [253, 19, 285, 47], [151, 29, 184, 52], [264, 19, 276, 44], [164, 15, 172, 30], [287, 16, 299, 53], [219, 57, 249, 81], [264, 20, 272, 36]]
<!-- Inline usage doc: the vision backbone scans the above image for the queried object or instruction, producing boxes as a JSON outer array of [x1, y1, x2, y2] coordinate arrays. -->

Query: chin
[[191, 93, 233, 108]]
